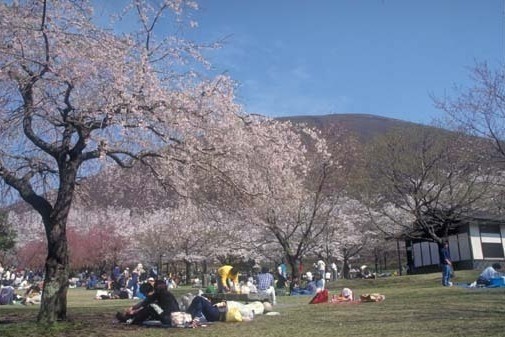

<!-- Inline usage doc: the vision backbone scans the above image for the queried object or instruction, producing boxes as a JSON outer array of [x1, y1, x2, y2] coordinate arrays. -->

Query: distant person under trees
[[256, 266, 276, 305]]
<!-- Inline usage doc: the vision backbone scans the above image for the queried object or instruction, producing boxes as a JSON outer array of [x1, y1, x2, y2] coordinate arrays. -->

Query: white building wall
[[469, 223, 483, 260], [457, 232, 471, 260], [449, 236, 460, 261], [421, 242, 431, 265], [412, 233, 470, 267], [501, 226, 505, 255], [429, 242, 439, 264], [413, 243, 422, 267]]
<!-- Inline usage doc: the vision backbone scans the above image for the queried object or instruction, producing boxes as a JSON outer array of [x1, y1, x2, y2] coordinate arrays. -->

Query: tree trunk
[[286, 255, 301, 293], [397, 240, 403, 276], [37, 218, 69, 323], [286, 255, 301, 279], [185, 260, 192, 286], [342, 256, 350, 279], [36, 161, 77, 323], [374, 251, 379, 275]]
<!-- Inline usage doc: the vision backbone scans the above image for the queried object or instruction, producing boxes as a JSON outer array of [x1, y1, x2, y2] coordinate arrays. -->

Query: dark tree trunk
[[286, 255, 302, 293], [286, 255, 300, 279], [36, 161, 77, 323], [37, 217, 69, 322], [374, 251, 379, 275], [397, 240, 403, 276], [185, 260, 192, 286], [342, 256, 350, 279]]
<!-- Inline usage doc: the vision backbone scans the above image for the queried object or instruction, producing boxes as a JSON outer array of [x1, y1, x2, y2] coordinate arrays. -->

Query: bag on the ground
[[170, 311, 193, 327], [225, 307, 243, 322], [0, 286, 15, 305], [360, 293, 385, 302]]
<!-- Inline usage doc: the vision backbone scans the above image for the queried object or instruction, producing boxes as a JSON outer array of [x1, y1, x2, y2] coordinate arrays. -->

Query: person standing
[[316, 260, 326, 288], [256, 266, 276, 305], [439, 241, 453, 287], [277, 259, 287, 279], [131, 263, 144, 298], [331, 262, 338, 281]]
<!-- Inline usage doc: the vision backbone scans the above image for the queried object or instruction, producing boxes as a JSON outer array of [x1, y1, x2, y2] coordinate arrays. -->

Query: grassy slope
[[1, 270, 504, 337]]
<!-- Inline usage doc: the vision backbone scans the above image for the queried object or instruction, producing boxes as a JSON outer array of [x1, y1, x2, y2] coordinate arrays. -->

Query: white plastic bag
[[170, 311, 193, 327]]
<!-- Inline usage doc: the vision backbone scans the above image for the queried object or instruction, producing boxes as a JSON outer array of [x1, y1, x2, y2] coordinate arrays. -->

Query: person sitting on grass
[[21, 282, 43, 305], [476, 263, 502, 286], [256, 266, 276, 305], [0, 285, 16, 305], [116, 280, 179, 325], [290, 272, 324, 295], [205, 278, 217, 295]]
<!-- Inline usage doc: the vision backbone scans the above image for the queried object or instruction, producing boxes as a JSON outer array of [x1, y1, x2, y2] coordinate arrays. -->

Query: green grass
[[1, 270, 505, 337]]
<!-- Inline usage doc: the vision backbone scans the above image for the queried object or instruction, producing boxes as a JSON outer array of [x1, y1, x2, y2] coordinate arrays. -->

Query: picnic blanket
[[142, 320, 213, 328], [455, 282, 505, 289], [309, 289, 328, 304]]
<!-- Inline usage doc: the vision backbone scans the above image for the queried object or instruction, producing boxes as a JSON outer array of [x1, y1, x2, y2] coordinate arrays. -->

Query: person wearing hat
[[476, 263, 502, 286]]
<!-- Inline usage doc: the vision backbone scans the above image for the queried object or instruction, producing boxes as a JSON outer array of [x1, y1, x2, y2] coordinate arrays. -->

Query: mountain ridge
[[278, 113, 424, 142]]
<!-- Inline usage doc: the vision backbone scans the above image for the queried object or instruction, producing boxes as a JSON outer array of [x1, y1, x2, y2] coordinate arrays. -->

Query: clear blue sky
[[185, 0, 505, 125]]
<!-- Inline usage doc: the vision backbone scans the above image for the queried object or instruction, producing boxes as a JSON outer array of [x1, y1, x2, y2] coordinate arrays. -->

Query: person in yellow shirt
[[217, 265, 239, 293]]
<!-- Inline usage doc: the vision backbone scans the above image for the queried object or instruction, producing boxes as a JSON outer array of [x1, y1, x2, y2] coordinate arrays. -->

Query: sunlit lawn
[[1, 270, 505, 337]]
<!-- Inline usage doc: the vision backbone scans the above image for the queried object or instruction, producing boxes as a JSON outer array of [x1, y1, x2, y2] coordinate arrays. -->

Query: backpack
[[0, 286, 15, 305]]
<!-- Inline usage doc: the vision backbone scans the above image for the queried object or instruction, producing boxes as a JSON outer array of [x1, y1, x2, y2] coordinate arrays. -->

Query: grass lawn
[[1, 270, 505, 337]]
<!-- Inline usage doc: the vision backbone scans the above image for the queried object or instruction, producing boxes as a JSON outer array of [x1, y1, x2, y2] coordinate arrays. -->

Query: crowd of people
[[110, 259, 346, 327], [90, 264, 183, 300], [115, 276, 271, 327], [0, 263, 44, 288], [0, 263, 45, 305], [113, 261, 303, 327], [0, 256, 429, 308]]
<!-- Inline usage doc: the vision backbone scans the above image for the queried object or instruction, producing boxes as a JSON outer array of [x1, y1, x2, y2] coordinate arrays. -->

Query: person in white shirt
[[331, 262, 338, 281], [476, 263, 502, 286], [316, 260, 326, 288]]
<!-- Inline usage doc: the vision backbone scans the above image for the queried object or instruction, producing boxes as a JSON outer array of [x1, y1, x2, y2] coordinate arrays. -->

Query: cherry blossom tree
[[135, 204, 218, 282], [15, 239, 46, 270], [222, 126, 333, 281], [0, 0, 258, 322], [314, 197, 379, 279], [249, 126, 363, 282], [67, 223, 129, 274]]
